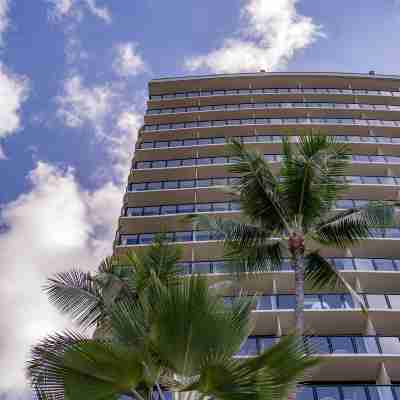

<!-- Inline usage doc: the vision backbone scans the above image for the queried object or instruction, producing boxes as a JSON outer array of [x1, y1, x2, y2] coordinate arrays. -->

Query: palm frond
[[315, 202, 397, 248], [304, 252, 367, 311], [44, 270, 103, 329], [184, 334, 318, 400], [227, 139, 289, 232], [27, 331, 149, 400]]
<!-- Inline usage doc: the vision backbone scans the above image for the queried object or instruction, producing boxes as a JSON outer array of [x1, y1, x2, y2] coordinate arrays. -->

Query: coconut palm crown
[[192, 135, 397, 334], [27, 237, 318, 400]]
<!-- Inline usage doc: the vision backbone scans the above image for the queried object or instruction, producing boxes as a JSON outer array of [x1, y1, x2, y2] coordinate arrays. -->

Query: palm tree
[[27, 238, 318, 400], [191, 135, 397, 335]]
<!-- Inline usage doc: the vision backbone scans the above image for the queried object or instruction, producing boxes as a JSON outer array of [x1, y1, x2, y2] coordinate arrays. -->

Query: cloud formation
[[0, 161, 122, 392], [46, 0, 112, 23], [113, 42, 146, 77], [185, 0, 323, 73]]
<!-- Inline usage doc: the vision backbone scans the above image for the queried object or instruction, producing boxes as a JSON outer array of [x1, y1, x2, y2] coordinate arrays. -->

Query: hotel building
[[115, 72, 400, 400]]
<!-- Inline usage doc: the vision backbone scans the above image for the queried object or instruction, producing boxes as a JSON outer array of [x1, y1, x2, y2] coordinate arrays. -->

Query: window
[[321, 294, 347, 309], [296, 386, 314, 400], [170, 140, 183, 147], [161, 205, 177, 215], [258, 337, 276, 351], [354, 336, 379, 354], [308, 336, 330, 354], [197, 179, 211, 188], [354, 258, 374, 270], [374, 259, 395, 271], [177, 204, 195, 214], [213, 202, 229, 212], [142, 141, 154, 149], [336, 200, 354, 209], [167, 160, 181, 167], [278, 295, 295, 309], [147, 182, 162, 190], [387, 295, 400, 309], [315, 386, 340, 400], [132, 183, 146, 191], [198, 138, 212, 145], [196, 203, 212, 212], [195, 231, 212, 241], [341, 386, 368, 400], [212, 261, 227, 273], [143, 206, 159, 216], [164, 181, 178, 189], [304, 295, 322, 309], [330, 336, 354, 354], [180, 180, 195, 188], [192, 262, 211, 274], [368, 387, 395, 400], [182, 158, 195, 166], [378, 337, 400, 354], [257, 295, 274, 310], [334, 258, 354, 270], [127, 207, 142, 216], [139, 234, 154, 244], [366, 294, 388, 309], [174, 231, 192, 243], [238, 338, 258, 356]]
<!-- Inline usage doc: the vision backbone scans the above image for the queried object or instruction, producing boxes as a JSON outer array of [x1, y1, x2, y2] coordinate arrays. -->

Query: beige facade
[[115, 72, 400, 399]]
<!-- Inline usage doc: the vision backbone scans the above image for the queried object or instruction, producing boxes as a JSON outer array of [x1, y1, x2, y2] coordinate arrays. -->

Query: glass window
[[354, 258, 374, 270], [142, 141, 154, 149], [380, 176, 396, 185], [386, 228, 400, 238], [167, 159, 181, 167], [342, 386, 368, 400], [196, 203, 212, 212], [366, 294, 388, 309], [192, 262, 211, 274], [197, 158, 211, 165], [354, 336, 379, 354], [387, 295, 400, 309], [123, 235, 138, 245], [161, 205, 177, 215], [198, 138, 212, 145], [336, 199, 354, 209], [354, 200, 369, 207], [182, 158, 195, 166], [379, 337, 400, 354], [278, 295, 295, 309], [170, 140, 183, 147], [304, 295, 322, 309], [213, 137, 226, 144], [127, 207, 142, 216], [174, 231, 193, 243], [212, 261, 228, 273], [213, 178, 227, 186], [231, 202, 241, 211], [334, 258, 354, 270], [296, 386, 314, 400], [132, 183, 146, 191], [368, 386, 395, 400], [139, 234, 154, 244], [243, 136, 257, 143], [321, 294, 345, 309], [315, 386, 340, 400], [363, 176, 379, 184], [308, 336, 330, 354], [164, 181, 178, 189], [330, 336, 355, 354], [180, 180, 195, 188], [197, 179, 211, 187], [257, 295, 273, 310], [147, 182, 162, 190], [238, 338, 258, 356], [143, 206, 159, 216], [373, 259, 395, 271], [152, 160, 166, 168], [177, 204, 195, 214], [214, 157, 227, 164], [213, 202, 229, 212], [258, 337, 276, 351], [195, 231, 212, 241]]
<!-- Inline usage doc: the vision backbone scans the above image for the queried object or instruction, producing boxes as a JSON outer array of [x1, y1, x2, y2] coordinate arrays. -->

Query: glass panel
[[238, 337, 258, 355], [177, 204, 195, 213], [127, 207, 142, 216], [321, 294, 344, 309], [147, 182, 162, 190], [278, 295, 295, 309], [212, 261, 228, 273], [196, 203, 212, 212], [387, 295, 400, 309], [192, 262, 211, 274], [296, 386, 314, 400], [354, 336, 379, 354], [170, 140, 183, 147], [304, 295, 322, 309], [164, 181, 178, 189], [315, 386, 340, 400], [180, 180, 195, 188], [197, 179, 211, 188], [258, 337, 276, 351], [330, 336, 355, 354], [379, 337, 400, 354], [153, 160, 166, 168], [368, 386, 395, 400], [337, 199, 355, 209], [257, 295, 273, 310], [181, 158, 195, 166], [139, 234, 153, 244], [174, 231, 193, 242], [308, 336, 330, 354], [195, 231, 212, 241], [161, 205, 177, 215], [143, 206, 159, 216], [334, 258, 354, 270], [213, 202, 229, 212], [354, 258, 375, 270], [366, 295, 388, 309], [167, 159, 181, 168], [342, 386, 368, 400], [374, 259, 395, 271]]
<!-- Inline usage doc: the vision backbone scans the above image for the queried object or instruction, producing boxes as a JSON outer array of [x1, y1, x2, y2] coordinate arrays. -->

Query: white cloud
[[0, 64, 29, 140], [46, 0, 111, 23], [113, 42, 146, 77], [57, 75, 114, 132], [185, 0, 323, 73], [0, 161, 122, 391]]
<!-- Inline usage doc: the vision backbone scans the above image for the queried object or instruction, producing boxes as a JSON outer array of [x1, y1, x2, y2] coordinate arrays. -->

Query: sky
[[1, 0, 400, 397]]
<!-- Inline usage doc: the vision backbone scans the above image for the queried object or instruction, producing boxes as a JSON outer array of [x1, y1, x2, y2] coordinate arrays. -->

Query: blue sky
[[1, 0, 400, 396]]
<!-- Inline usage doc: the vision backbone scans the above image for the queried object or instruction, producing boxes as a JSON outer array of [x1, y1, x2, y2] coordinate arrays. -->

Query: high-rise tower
[[115, 72, 400, 399]]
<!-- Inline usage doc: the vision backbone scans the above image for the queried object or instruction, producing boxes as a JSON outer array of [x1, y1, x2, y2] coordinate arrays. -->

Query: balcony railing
[[236, 335, 400, 356], [133, 154, 400, 170], [146, 101, 400, 115], [224, 293, 400, 310], [138, 134, 400, 149], [124, 199, 386, 217], [127, 176, 400, 192], [295, 385, 400, 400], [142, 117, 400, 133], [175, 257, 400, 274], [118, 228, 400, 247], [149, 87, 399, 100]]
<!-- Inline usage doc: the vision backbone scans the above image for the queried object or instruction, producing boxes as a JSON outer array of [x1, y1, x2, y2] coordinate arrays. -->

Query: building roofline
[[149, 71, 400, 85]]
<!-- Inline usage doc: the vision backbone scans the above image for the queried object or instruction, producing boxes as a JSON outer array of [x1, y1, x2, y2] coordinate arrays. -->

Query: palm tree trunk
[[293, 253, 305, 335]]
